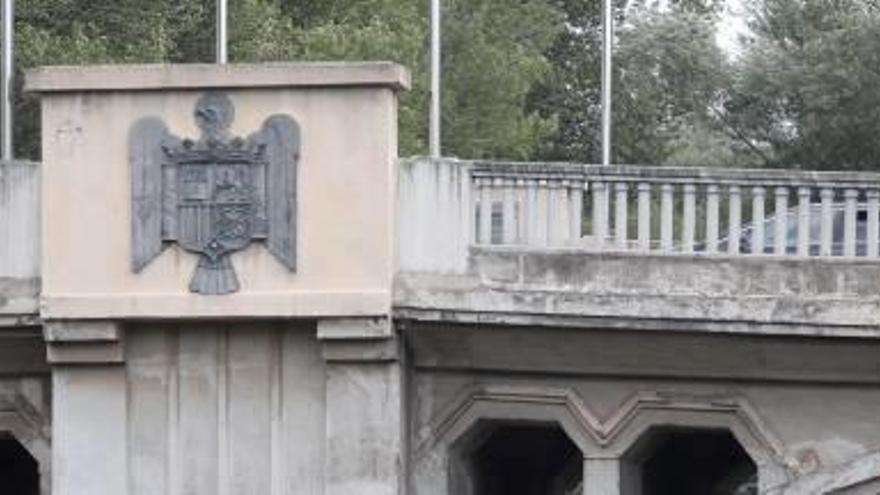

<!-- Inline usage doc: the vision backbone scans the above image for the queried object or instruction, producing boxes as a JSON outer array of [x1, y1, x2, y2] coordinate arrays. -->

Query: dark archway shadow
[[0, 434, 40, 495], [452, 420, 583, 495], [624, 427, 757, 495]]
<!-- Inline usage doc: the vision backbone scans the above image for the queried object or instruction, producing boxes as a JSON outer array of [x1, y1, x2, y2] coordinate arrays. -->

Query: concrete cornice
[[25, 61, 411, 93], [43, 320, 124, 364]]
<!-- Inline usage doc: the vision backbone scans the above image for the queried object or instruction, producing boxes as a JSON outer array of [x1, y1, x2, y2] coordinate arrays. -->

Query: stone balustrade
[[399, 158, 880, 272]]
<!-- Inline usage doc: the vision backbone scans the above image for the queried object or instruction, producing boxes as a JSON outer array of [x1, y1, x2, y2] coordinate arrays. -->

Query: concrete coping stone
[[403, 157, 880, 187], [25, 61, 411, 93], [0, 160, 39, 168]]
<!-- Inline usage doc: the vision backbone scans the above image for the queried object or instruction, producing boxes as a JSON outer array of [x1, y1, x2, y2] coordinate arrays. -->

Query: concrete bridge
[[1, 62, 879, 495]]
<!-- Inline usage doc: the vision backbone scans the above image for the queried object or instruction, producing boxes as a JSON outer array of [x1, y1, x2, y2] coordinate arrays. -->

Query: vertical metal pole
[[215, 0, 227, 64], [1, 0, 13, 160], [601, 0, 613, 166], [429, 0, 441, 157]]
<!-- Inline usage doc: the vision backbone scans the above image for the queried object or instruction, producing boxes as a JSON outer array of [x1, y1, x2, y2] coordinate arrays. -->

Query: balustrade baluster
[[537, 179, 550, 247], [774, 187, 789, 256], [569, 180, 584, 245], [660, 184, 674, 252], [869, 190, 880, 259], [682, 184, 696, 253], [705, 184, 719, 254], [479, 177, 493, 245], [526, 179, 539, 246], [551, 179, 569, 246], [797, 187, 811, 256], [614, 183, 629, 250], [501, 177, 516, 244], [843, 188, 858, 257], [546, 179, 559, 246], [514, 179, 526, 245], [637, 183, 651, 252], [727, 185, 741, 254], [820, 188, 834, 256], [592, 181, 609, 248], [751, 187, 766, 254]]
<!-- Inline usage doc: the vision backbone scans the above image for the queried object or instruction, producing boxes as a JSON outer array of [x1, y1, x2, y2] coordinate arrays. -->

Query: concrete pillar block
[[320, 317, 403, 495], [584, 457, 622, 495]]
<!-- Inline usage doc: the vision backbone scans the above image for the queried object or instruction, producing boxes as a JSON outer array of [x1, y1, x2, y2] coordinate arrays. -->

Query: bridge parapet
[[0, 160, 39, 326], [398, 158, 880, 336]]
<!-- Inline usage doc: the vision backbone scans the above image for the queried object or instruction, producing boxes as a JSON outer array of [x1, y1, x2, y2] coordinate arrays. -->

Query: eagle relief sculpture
[[129, 92, 299, 294]]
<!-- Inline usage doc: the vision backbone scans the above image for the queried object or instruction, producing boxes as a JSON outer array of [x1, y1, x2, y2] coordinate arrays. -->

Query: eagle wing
[[254, 115, 300, 271], [130, 117, 174, 272]]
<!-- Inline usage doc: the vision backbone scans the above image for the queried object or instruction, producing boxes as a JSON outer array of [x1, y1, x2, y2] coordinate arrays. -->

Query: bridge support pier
[[584, 457, 622, 495], [320, 317, 404, 495]]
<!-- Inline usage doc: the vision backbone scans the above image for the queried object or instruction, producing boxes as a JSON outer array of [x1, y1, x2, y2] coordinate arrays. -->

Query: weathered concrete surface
[[397, 247, 880, 337], [0, 160, 40, 326], [405, 324, 880, 384], [53, 364, 127, 495], [122, 323, 327, 495], [0, 161, 39, 280], [0, 375, 52, 495], [321, 318, 404, 495], [0, 278, 39, 327], [30, 63, 405, 320], [407, 349, 880, 494], [27, 62, 411, 495], [26, 62, 410, 93], [766, 450, 880, 495], [399, 243, 880, 494], [48, 323, 330, 495]]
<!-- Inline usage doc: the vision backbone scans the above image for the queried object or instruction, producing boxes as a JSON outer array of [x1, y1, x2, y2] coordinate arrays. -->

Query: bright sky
[[715, 0, 750, 57]]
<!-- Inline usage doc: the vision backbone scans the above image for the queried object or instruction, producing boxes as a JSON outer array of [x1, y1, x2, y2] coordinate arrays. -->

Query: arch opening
[[0, 433, 39, 495], [451, 420, 583, 495], [623, 427, 756, 495]]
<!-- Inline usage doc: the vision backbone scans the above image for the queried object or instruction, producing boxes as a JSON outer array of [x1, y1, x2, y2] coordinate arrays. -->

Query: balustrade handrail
[[398, 158, 880, 273], [470, 161, 880, 189]]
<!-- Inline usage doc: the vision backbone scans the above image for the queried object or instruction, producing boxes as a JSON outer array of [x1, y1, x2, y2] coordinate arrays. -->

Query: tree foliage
[[728, 0, 880, 170], [9, 0, 880, 170], [12, 0, 562, 161]]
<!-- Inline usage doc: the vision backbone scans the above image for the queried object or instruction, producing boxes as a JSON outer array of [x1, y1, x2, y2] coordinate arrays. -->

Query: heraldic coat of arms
[[130, 92, 299, 294]]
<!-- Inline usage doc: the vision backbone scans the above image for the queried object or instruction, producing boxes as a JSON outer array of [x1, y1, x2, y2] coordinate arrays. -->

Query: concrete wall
[[0, 160, 40, 325], [24, 63, 409, 495], [28, 63, 407, 320], [0, 328, 51, 495], [406, 324, 880, 494], [122, 323, 325, 495], [398, 247, 880, 338]]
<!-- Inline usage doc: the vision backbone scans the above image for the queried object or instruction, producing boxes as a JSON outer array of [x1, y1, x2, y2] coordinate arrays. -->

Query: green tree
[[727, 0, 880, 170], [14, 0, 214, 158], [613, 6, 737, 166], [230, 0, 429, 157], [530, 0, 739, 166], [527, 0, 605, 162], [440, 0, 563, 159], [13, 0, 565, 161]]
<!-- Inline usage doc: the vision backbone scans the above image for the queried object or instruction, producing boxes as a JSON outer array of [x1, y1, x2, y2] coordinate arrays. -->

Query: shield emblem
[[177, 162, 256, 261]]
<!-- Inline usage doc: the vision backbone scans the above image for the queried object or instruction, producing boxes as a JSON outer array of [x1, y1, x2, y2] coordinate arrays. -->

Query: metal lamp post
[[216, 0, 227, 64], [601, 0, 613, 166], [1, 0, 13, 160]]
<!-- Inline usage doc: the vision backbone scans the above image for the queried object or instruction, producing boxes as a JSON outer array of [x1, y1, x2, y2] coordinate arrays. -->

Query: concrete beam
[[43, 320, 124, 364], [26, 62, 411, 93]]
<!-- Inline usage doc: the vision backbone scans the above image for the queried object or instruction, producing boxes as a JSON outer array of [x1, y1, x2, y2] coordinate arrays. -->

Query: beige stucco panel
[[40, 87, 397, 318]]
